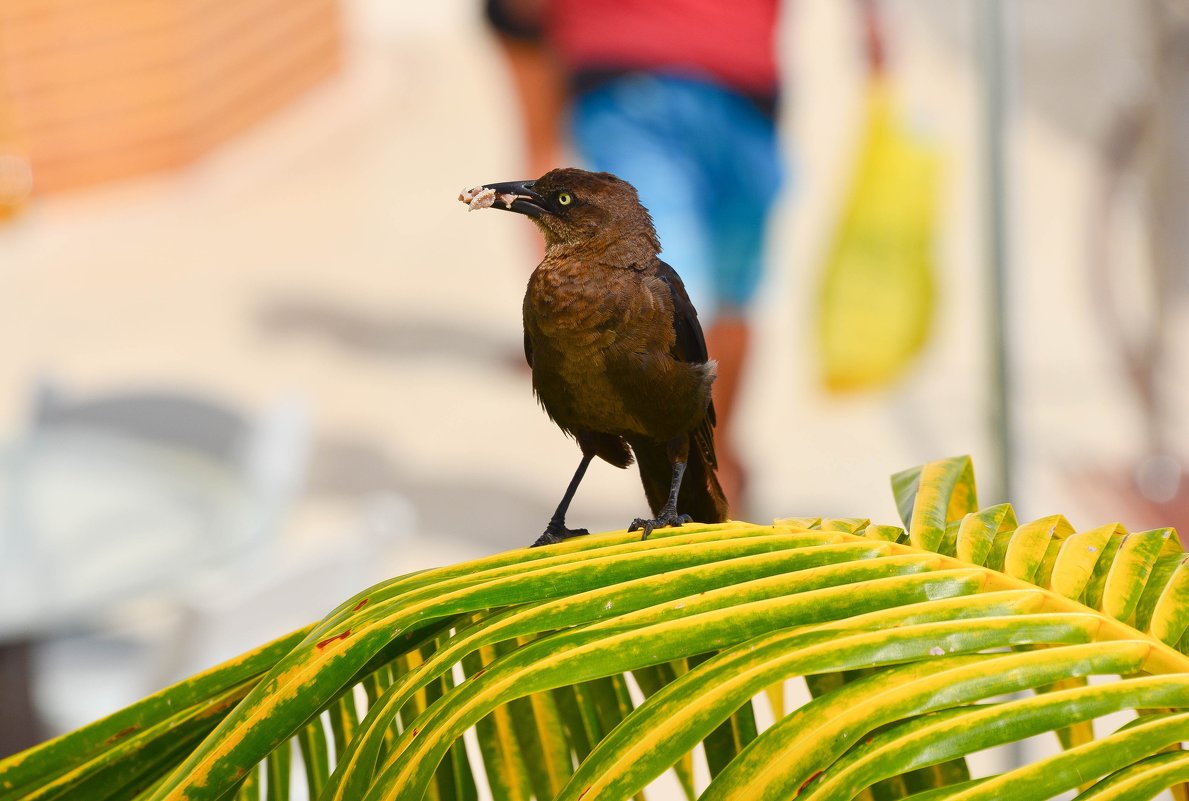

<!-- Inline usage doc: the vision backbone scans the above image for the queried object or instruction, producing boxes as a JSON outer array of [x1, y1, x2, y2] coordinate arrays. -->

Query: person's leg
[[703, 91, 784, 514], [703, 315, 750, 509], [570, 75, 783, 514]]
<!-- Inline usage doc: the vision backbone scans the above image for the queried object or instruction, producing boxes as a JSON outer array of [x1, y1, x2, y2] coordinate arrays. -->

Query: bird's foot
[[531, 522, 589, 548], [628, 511, 692, 540]]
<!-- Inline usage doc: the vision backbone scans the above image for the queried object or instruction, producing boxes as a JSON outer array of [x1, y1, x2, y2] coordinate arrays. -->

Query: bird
[[461, 167, 729, 547]]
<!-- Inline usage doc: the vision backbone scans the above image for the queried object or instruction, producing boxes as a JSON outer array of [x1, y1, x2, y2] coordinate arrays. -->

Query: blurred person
[[483, 0, 886, 512], [543, 0, 886, 512], [483, 0, 566, 201], [548, 0, 780, 513]]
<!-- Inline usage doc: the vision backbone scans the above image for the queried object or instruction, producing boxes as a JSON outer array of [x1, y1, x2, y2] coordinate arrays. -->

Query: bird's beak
[[481, 180, 549, 217]]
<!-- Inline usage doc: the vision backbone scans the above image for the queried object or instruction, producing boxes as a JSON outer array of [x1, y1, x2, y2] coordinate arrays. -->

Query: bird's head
[[467, 168, 661, 263]]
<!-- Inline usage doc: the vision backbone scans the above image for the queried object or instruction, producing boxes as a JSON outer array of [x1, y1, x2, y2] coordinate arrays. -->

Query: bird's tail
[[630, 423, 729, 524]]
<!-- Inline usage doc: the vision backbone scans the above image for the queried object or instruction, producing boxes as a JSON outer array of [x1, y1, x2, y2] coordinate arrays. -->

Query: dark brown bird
[[463, 168, 729, 546]]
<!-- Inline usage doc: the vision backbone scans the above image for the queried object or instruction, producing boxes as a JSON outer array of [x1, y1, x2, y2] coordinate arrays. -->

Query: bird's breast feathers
[[523, 262, 710, 438], [527, 262, 671, 343]]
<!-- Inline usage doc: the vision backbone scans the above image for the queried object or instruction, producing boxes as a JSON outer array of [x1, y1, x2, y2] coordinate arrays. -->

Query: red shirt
[[547, 0, 781, 99]]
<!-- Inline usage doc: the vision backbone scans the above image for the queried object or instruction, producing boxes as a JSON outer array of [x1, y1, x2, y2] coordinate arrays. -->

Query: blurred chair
[[151, 487, 415, 689], [0, 380, 309, 752]]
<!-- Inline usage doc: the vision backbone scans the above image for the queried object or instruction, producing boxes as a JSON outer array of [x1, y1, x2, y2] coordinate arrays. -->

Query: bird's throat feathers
[[538, 222, 661, 271]]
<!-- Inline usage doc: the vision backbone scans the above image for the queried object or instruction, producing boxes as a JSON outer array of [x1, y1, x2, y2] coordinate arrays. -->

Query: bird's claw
[[628, 512, 692, 540], [531, 524, 589, 548]]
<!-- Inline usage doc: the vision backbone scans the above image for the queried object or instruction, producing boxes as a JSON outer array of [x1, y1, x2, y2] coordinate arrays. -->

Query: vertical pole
[[981, 0, 1023, 775], [981, 0, 1014, 506]]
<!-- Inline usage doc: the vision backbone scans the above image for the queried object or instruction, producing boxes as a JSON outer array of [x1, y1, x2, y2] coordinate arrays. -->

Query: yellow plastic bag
[[816, 80, 940, 393]]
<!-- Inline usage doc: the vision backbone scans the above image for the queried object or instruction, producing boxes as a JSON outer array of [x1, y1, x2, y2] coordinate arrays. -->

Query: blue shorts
[[570, 73, 784, 323]]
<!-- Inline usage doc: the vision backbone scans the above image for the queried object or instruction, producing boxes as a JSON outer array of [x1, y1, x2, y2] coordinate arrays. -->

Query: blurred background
[[1, 0, 1187, 774]]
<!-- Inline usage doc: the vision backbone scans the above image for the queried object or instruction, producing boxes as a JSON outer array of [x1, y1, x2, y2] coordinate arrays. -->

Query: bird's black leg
[[532, 453, 594, 547], [629, 460, 692, 540]]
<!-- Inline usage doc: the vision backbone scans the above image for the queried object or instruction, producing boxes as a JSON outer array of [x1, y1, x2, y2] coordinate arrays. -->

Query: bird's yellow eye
[[557, 192, 572, 206]]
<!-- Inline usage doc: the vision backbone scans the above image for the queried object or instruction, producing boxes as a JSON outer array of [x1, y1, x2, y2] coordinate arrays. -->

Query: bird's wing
[[654, 259, 709, 365], [523, 330, 533, 368], [654, 259, 717, 429]]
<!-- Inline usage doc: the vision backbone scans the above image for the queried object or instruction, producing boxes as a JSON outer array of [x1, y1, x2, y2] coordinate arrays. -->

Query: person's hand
[[857, 0, 886, 76]]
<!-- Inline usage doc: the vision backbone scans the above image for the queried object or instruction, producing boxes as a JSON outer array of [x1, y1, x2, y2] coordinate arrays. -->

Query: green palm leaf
[[3, 456, 1188, 801]]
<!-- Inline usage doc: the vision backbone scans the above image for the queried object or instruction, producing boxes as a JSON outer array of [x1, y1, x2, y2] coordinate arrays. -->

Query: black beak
[[481, 180, 548, 217]]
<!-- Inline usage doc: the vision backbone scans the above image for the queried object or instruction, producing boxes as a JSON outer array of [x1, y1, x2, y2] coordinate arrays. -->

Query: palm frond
[[3, 456, 1188, 801]]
